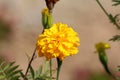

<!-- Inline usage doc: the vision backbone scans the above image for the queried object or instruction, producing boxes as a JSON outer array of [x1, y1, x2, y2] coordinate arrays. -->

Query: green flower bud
[[42, 9, 49, 28], [42, 8, 53, 29], [95, 42, 113, 76]]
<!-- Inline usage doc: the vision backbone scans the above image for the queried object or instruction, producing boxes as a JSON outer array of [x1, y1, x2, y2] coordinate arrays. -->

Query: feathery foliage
[[0, 61, 22, 80]]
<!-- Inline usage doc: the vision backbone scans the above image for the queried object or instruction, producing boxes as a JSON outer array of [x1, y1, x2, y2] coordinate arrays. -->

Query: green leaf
[[29, 65, 35, 79], [20, 71, 26, 79], [7, 65, 19, 74], [3, 64, 10, 71], [8, 70, 22, 78], [108, 14, 120, 29]]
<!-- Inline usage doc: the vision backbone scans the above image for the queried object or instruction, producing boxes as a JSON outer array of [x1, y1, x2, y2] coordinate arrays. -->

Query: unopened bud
[[42, 9, 49, 27], [45, 0, 59, 12], [41, 8, 53, 29]]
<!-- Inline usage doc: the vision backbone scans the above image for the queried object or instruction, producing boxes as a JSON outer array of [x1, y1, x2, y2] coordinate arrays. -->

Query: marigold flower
[[36, 23, 80, 60]]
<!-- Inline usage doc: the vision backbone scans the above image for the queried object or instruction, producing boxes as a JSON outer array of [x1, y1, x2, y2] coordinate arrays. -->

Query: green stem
[[96, 0, 120, 29], [96, 0, 109, 17], [50, 59, 52, 80], [99, 51, 117, 80], [56, 58, 62, 80]]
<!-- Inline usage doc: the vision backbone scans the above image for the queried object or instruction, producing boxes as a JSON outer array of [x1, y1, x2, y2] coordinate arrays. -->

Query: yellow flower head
[[36, 23, 80, 60], [95, 42, 111, 53]]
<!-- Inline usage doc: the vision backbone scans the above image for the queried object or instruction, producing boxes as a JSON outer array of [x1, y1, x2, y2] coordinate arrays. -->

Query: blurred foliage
[[112, 0, 120, 6], [96, 0, 120, 42], [90, 73, 110, 80], [0, 19, 11, 40], [0, 60, 56, 80], [0, 61, 22, 80], [108, 14, 120, 29], [116, 66, 120, 71], [109, 35, 120, 41], [27, 61, 55, 80]]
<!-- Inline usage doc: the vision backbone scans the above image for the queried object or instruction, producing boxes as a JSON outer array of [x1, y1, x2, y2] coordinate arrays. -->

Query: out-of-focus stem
[[96, 0, 120, 29], [50, 59, 52, 80]]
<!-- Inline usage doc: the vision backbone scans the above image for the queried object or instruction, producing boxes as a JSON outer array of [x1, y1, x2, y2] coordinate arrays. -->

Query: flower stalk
[[50, 59, 52, 80], [56, 58, 62, 80], [95, 42, 117, 80]]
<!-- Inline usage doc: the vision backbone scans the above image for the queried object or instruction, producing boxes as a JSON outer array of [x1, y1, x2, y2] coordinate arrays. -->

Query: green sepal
[[41, 9, 53, 29], [42, 13, 48, 28], [47, 14, 53, 29]]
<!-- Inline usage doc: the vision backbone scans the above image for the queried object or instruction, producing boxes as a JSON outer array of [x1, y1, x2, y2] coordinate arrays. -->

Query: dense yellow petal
[[36, 23, 80, 60]]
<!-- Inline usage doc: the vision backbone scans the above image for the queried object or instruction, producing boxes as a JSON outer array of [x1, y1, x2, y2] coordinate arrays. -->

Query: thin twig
[[24, 47, 37, 80]]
